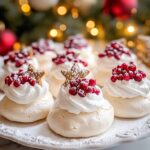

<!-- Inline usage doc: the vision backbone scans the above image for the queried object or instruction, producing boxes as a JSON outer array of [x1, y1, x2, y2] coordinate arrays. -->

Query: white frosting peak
[[104, 78, 150, 98], [55, 85, 111, 114], [4, 80, 49, 105]]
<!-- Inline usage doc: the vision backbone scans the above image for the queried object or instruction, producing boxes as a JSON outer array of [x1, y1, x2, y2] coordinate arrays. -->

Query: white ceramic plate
[[0, 93, 150, 150]]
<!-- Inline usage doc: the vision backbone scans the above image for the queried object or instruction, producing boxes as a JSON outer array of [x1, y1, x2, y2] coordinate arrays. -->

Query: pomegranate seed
[[15, 60, 24, 67], [139, 70, 146, 78], [134, 73, 142, 82], [122, 63, 128, 71], [117, 74, 123, 80], [129, 71, 134, 79], [79, 81, 88, 90], [98, 53, 105, 58], [29, 79, 36, 86], [116, 68, 122, 74], [89, 79, 96, 86], [123, 73, 130, 81], [111, 75, 117, 82], [13, 80, 20, 87], [93, 88, 100, 95], [128, 64, 136, 71], [70, 80, 78, 87], [78, 89, 86, 97], [86, 86, 93, 93], [5, 76, 12, 85], [69, 87, 77, 95]]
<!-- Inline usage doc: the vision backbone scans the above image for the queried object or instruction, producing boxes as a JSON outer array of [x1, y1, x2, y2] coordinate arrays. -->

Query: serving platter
[[0, 92, 150, 150]]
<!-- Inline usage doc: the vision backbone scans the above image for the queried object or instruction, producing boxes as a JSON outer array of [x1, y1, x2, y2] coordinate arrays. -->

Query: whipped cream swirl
[[98, 53, 137, 73], [3, 58, 39, 74], [104, 78, 150, 98], [4, 80, 49, 104], [55, 85, 111, 114]]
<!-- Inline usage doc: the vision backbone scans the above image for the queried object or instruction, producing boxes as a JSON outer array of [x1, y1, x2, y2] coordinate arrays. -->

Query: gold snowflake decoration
[[27, 65, 45, 85], [61, 63, 89, 87]]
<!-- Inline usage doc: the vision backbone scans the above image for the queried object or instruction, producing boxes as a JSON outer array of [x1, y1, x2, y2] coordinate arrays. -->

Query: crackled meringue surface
[[4, 80, 49, 105], [47, 107, 114, 138], [103, 78, 150, 118], [47, 84, 114, 138], [0, 92, 54, 123]]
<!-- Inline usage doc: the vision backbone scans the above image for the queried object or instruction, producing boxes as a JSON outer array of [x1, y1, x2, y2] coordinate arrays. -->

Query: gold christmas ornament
[[61, 63, 89, 87]]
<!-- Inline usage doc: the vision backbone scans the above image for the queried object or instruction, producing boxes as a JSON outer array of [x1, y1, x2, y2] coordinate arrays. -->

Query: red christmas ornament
[[0, 30, 16, 56], [103, 0, 138, 20]]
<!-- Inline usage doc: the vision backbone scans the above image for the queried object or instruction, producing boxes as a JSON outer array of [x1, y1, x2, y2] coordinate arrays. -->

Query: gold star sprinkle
[[27, 65, 45, 85], [61, 63, 89, 87]]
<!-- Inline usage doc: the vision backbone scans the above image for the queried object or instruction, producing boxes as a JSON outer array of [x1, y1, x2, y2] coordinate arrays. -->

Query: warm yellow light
[[21, 3, 31, 13], [13, 42, 21, 52], [90, 28, 99, 36], [57, 6, 67, 16], [86, 20, 95, 29], [19, 0, 28, 5], [116, 21, 123, 29], [49, 29, 58, 38], [59, 24, 67, 31], [127, 41, 135, 48], [71, 8, 79, 19], [0, 21, 5, 31], [127, 25, 135, 33]]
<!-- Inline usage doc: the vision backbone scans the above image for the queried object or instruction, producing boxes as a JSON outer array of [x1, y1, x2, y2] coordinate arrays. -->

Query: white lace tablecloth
[[0, 137, 150, 150]]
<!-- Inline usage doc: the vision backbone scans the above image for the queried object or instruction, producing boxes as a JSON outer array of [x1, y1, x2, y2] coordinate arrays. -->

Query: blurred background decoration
[[0, 0, 150, 47]]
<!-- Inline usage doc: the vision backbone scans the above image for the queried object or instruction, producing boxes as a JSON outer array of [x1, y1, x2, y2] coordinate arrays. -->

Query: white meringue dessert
[[95, 41, 137, 86], [0, 48, 39, 91], [0, 65, 54, 123], [64, 34, 96, 69], [103, 63, 150, 118], [47, 64, 114, 138], [47, 51, 91, 98], [31, 38, 64, 73]]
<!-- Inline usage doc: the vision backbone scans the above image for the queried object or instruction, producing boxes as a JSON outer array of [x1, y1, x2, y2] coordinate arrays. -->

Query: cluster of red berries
[[31, 39, 54, 54], [64, 35, 88, 50], [68, 78, 100, 97], [4, 51, 31, 68], [52, 51, 88, 66], [98, 42, 131, 60], [5, 69, 36, 87], [111, 63, 146, 82]]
